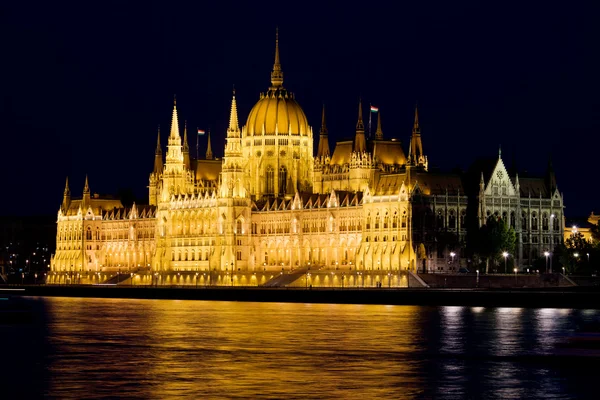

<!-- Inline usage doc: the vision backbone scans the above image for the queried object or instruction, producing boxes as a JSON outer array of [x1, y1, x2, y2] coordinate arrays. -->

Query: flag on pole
[[197, 129, 205, 135], [370, 105, 379, 113]]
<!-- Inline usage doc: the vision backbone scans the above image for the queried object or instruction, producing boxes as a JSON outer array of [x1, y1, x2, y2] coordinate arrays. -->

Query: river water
[[1, 297, 598, 399]]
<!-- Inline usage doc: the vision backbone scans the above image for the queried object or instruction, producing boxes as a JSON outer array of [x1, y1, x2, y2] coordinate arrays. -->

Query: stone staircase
[[262, 268, 309, 287], [101, 272, 135, 285]]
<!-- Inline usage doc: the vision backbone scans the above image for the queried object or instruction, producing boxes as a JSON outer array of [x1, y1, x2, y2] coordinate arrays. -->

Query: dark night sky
[[2, 1, 599, 217]]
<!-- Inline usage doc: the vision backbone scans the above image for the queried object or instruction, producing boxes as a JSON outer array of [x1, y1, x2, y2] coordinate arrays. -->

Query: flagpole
[[368, 103, 372, 139]]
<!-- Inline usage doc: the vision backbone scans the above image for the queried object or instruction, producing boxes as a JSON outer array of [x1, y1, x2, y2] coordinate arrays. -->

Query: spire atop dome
[[270, 27, 284, 87], [375, 111, 383, 140], [206, 130, 213, 160], [170, 95, 180, 139]]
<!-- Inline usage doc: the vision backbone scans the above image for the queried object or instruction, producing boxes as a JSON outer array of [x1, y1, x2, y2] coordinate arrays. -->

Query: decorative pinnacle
[[83, 175, 89, 193], [320, 104, 327, 135], [170, 96, 180, 139], [413, 104, 420, 134], [228, 89, 240, 134], [375, 111, 383, 139], [64, 176, 70, 195], [356, 98, 364, 131], [270, 27, 284, 87], [156, 125, 162, 153]]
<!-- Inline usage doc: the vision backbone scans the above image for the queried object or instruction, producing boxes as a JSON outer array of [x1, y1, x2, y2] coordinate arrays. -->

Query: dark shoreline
[[2, 285, 600, 308]]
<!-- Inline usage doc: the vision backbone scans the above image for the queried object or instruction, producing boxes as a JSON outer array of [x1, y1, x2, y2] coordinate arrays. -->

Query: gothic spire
[[83, 175, 89, 194], [412, 105, 420, 135], [354, 98, 366, 153], [154, 126, 163, 174], [170, 95, 180, 139], [317, 104, 330, 158], [155, 125, 162, 154], [206, 130, 213, 160], [183, 120, 189, 152], [64, 176, 70, 196], [375, 111, 383, 140], [227, 88, 240, 137], [270, 27, 284, 87]]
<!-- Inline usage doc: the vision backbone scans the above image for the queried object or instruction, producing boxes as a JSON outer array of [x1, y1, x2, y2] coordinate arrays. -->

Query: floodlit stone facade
[[49, 34, 564, 285]]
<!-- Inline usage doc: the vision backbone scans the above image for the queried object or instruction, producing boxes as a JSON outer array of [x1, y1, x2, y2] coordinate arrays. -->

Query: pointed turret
[[546, 155, 557, 193], [166, 96, 184, 165], [183, 120, 190, 169], [316, 104, 330, 158], [62, 176, 71, 212], [227, 88, 240, 138], [408, 105, 426, 170], [153, 125, 163, 174], [354, 99, 366, 153], [206, 130, 213, 160], [270, 27, 284, 88], [82, 175, 90, 209], [375, 111, 383, 140], [170, 95, 180, 139]]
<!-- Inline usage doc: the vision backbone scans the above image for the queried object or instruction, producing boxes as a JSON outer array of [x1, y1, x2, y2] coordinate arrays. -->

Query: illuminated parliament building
[[49, 35, 565, 287]]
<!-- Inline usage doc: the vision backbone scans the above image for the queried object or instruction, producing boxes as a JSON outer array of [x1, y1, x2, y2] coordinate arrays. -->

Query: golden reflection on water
[[31, 298, 599, 399]]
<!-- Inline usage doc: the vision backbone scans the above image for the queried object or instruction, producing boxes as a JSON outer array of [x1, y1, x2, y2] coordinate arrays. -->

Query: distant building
[[564, 212, 599, 243], [49, 34, 565, 286]]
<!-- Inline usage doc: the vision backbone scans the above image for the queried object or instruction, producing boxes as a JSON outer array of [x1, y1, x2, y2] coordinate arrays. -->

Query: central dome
[[244, 30, 311, 137], [245, 88, 310, 136]]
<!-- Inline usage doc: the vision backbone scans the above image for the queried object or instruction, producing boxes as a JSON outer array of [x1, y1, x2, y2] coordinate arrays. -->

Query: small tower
[[183, 120, 190, 170], [82, 175, 90, 210], [353, 99, 366, 153], [408, 105, 427, 171], [206, 130, 213, 160], [375, 111, 383, 140], [316, 104, 330, 158], [62, 177, 71, 212], [153, 125, 163, 174]]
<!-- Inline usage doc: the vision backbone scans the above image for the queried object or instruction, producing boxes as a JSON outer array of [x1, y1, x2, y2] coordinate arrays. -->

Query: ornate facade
[[50, 34, 564, 286]]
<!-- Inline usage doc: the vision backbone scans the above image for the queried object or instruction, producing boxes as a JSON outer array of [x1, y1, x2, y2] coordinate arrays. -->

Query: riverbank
[[2, 285, 600, 308]]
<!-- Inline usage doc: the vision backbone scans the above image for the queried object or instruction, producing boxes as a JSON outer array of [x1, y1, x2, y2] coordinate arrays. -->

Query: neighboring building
[[49, 34, 565, 286], [564, 212, 599, 243]]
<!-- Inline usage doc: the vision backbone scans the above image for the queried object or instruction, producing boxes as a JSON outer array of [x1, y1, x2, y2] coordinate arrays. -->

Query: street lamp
[[502, 252, 509, 274], [514, 267, 517, 284], [544, 251, 550, 273], [450, 252, 456, 271], [476, 269, 479, 288]]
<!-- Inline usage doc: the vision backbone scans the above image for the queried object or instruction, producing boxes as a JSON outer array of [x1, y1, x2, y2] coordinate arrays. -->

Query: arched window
[[375, 212, 380, 229], [437, 211, 444, 229], [553, 215, 560, 232], [449, 210, 456, 229], [392, 211, 398, 228], [542, 213, 549, 231], [460, 210, 466, 229], [236, 219, 243, 234], [532, 212, 538, 231], [402, 211, 407, 228], [521, 212, 527, 230], [279, 166, 287, 194], [510, 212, 516, 229], [86, 227, 92, 241], [266, 166, 274, 194], [383, 212, 389, 229], [366, 212, 371, 230]]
